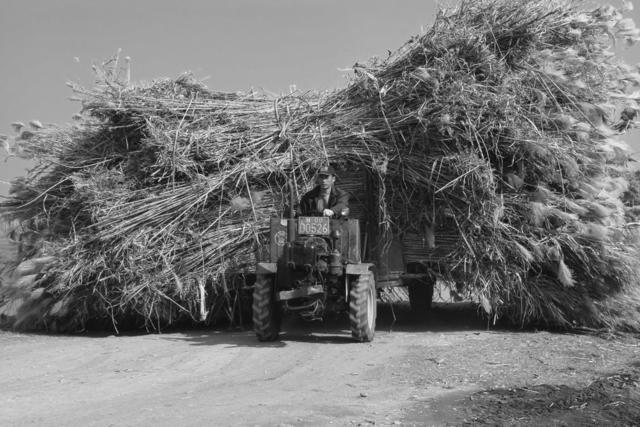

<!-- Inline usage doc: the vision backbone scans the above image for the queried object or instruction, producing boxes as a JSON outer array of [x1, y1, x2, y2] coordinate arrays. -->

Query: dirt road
[[1, 303, 639, 426]]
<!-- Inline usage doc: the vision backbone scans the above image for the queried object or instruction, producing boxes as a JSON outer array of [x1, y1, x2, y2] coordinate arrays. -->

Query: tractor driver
[[298, 165, 349, 217]]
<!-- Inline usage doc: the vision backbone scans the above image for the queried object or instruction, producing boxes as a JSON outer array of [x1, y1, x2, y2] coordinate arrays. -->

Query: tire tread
[[349, 271, 376, 342], [252, 275, 280, 341]]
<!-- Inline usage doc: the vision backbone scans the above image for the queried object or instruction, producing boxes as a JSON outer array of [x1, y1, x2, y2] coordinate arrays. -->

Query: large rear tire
[[407, 276, 435, 319], [252, 274, 281, 341], [349, 271, 377, 342]]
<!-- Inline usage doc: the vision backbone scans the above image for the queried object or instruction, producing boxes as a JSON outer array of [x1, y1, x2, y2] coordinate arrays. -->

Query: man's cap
[[317, 165, 336, 176]]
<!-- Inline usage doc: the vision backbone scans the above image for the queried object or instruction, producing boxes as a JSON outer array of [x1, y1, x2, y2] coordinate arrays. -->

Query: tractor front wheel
[[349, 271, 377, 342], [252, 274, 281, 341]]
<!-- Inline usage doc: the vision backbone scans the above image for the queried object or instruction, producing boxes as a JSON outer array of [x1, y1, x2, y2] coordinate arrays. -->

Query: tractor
[[252, 209, 377, 342], [251, 169, 441, 342]]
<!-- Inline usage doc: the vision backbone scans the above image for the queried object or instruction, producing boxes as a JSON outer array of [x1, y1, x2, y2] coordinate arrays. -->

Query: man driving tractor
[[253, 163, 377, 342], [298, 165, 349, 217]]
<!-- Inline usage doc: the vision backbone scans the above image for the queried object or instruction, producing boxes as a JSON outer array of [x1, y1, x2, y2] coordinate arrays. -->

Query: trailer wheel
[[252, 274, 281, 341], [349, 271, 377, 342], [407, 277, 435, 318]]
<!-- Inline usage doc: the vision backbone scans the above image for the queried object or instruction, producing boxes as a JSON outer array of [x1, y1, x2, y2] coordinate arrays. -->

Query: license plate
[[298, 217, 330, 235]]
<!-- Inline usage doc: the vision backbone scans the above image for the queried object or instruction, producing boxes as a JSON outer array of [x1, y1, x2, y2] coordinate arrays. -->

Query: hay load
[[2, 0, 640, 332]]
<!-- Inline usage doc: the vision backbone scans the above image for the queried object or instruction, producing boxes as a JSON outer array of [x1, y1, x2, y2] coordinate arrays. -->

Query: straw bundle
[[2, 0, 640, 332]]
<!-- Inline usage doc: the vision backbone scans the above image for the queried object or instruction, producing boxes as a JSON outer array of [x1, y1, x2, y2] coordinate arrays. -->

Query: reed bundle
[[2, 0, 640, 332]]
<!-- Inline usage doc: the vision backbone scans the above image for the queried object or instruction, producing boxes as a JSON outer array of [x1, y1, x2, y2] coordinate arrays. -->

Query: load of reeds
[[2, 0, 640, 332]]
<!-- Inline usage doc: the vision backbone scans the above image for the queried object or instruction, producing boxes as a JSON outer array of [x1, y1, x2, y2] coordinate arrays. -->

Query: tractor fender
[[345, 263, 374, 276], [256, 262, 277, 275]]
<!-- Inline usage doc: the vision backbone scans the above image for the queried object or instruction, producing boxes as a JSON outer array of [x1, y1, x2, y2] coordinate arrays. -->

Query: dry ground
[[1, 302, 639, 426]]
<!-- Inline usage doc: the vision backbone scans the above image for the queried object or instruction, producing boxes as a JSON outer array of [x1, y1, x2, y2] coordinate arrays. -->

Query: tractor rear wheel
[[407, 276, 435, 319], [252, 274, 281, 341], [349, 271, 377, 342]]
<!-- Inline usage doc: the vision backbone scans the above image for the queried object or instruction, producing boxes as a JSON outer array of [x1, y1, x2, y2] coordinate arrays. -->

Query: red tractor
[[252, 213, 377, 342]]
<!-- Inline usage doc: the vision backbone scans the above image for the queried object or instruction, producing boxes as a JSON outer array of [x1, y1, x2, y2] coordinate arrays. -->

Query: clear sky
[[1, 0, 639, 196]]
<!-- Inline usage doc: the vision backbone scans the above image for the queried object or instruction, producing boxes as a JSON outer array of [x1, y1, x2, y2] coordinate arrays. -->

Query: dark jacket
[[298, 185, 350, 216]]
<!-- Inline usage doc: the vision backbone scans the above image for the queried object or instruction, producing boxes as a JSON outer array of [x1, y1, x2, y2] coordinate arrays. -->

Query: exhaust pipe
[[288, 179, 296, 243]]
